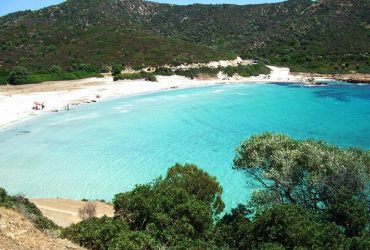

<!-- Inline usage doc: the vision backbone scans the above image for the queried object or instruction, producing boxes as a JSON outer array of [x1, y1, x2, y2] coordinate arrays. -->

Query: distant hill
[[0, 0, 369, 73]]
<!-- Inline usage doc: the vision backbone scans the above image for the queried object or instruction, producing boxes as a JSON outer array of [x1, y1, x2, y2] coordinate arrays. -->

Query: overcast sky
[[0, 0, 284, 17]]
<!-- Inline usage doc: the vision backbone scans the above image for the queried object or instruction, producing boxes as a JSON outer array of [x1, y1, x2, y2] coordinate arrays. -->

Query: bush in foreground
[[61, 135, 369, 249]]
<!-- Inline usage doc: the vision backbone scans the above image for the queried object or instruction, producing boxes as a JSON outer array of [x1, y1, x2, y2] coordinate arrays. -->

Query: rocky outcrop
[[332, 74, 370, 84]]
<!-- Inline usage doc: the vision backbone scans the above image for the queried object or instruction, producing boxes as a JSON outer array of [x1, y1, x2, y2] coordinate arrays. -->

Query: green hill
[[0, 0, 369, 74]]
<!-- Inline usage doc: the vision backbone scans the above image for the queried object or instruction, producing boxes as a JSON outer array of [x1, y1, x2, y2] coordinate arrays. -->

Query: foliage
[[214, 204, 251, 249], [8, 66, 29, 84], [0, 187, 58, 231], [113, 71, 157, 82], [233, 132, 370, 211], [172, 64, 270, 79], [154, 67, 174, 76], [111, 64, 123, 76], [61, 216, 129, 250], [113, 164, 218, 246], [248, 204, 345, 249], [5, 66, 102, 85], [324, 188, 369, 237], [109, 231, 161, 250], [0, 76, 8, 85], [49, 65, 63, 74], [58, 134, 370, 249], [174, 67, 219, 79], [62, 164, 223, 249], [1, 0, 368, 73], [61, 142, 370, 250], [223, 64, 270, 77], [165, 163, 224, 215]]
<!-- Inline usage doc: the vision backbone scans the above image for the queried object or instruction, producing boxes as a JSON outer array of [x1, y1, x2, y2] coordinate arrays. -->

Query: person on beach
[[33, 101, 45, 110]]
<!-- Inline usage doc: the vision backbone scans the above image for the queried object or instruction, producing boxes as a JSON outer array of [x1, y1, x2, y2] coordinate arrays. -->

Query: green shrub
[[249, 204, 345, 249], [109, 231, 160, 250], [0, 188, 8, 203], [145, 74, 157, 82], [112, 64, 123, 76], [154, 67, 174, 76], [8, 71, 102, 85], [113, 164, 219, 245], [49, 65, 63, 74], [173, 64, 270, 79], [113, 72, 157, 82], [0, 76, 8, 85], [223, 64, 270, 77], [62, 216, 129, 250], [8, 66, 29, 85]]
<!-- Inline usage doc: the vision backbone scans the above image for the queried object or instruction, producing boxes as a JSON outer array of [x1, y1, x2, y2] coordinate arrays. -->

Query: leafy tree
[[233, 132, 370, 211], [113, 164, 219, 246], [249, 204, 344, 249], [324, 188, 369, 237], [347, 236, 370, 250], [8, 66, 29, 84], [214, 204, 251, 249], [165, 163, 224, 215]]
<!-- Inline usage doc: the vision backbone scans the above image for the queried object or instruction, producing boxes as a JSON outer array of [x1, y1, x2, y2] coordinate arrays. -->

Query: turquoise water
[[1, 81, 370, 210]]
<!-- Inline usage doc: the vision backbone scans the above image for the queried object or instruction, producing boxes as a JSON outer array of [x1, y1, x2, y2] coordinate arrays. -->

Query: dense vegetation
[[60, 133, 370, 249], [154, 64, 270, 79], [0, 0, 369, 75], [113, 71, 157, 82], [0, 187, 58, 231], [1, 64, 102, 85]]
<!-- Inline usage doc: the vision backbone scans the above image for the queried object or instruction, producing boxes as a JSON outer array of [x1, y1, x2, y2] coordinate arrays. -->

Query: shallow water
[[1, 81, 370, 210]]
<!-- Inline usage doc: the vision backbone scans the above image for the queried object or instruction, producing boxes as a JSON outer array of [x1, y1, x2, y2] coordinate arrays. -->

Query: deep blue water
[[0, 81, 370, 210]]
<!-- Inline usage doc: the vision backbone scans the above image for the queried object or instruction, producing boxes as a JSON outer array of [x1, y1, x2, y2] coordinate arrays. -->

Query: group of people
[[32, 101, 45, 110]]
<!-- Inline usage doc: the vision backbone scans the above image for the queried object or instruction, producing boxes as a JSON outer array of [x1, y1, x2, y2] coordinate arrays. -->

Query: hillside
[[0, 0, 369, 73], [0, 207, 84, 250], [148, 0, 370, 73]]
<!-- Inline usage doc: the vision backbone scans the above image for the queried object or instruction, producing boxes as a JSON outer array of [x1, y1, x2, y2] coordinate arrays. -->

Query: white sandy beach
[[0, 66, 309, 129]]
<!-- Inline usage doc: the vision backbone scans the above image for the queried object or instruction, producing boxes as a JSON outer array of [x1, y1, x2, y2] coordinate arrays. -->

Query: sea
[[0, 81, 369, 210]]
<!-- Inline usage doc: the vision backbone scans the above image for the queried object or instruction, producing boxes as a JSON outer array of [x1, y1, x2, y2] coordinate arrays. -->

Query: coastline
[[0, 66, 311, 130], [31, 198, 114, 227], [0, 67, 368, 229]]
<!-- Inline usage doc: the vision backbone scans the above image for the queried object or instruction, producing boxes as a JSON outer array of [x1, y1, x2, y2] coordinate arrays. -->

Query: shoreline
[[31, 198, 114, 227], [0, 66, 361, 130]]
